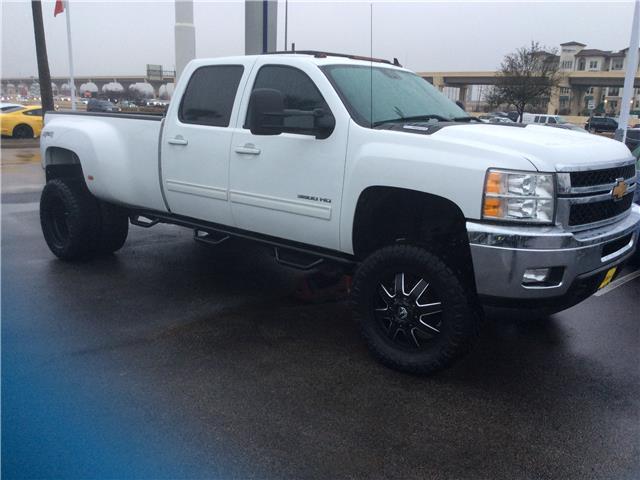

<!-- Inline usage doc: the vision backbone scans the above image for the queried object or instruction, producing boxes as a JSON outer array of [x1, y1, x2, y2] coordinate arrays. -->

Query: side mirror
[[247, 88, 336, 139], [311, 108, 335, 139], [247, 88, 285, 136]]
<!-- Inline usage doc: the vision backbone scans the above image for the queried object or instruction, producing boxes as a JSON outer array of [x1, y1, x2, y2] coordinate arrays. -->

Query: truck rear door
[[160, 58, 255, 225]]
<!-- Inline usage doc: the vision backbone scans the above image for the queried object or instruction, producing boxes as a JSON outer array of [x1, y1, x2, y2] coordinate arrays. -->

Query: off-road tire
[[351, 244, 480, 374], [95, 201, 129, 255], [13, 124, 33, 139], [40, 179, 100, 261]]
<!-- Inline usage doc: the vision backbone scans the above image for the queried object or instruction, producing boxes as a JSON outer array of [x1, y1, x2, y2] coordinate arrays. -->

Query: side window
[[547, 117, 556, 124], [24, 109, 42, 116], [247, 65, 332, 132], [179, 65, 244, 127], [534, 116, 540, 123]]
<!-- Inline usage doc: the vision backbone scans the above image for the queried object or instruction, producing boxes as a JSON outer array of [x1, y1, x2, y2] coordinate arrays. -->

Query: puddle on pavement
[[1, 149, 41, 165]]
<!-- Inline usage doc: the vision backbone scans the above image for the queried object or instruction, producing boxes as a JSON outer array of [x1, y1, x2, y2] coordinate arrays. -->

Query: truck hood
[[429, 123, 633, 171]]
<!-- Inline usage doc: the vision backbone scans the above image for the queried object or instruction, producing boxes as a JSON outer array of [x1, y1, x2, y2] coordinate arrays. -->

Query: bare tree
[[484, 86, 505, 111], [494, 42, 560, 122], [31, 1, 54, 112]]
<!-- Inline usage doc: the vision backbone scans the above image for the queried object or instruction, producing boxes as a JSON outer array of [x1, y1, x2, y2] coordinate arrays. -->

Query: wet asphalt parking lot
[[2, 142, 639, 479]]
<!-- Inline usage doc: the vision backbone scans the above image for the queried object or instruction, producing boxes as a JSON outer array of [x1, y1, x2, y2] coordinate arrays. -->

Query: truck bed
[[42, 111, 168, 212]]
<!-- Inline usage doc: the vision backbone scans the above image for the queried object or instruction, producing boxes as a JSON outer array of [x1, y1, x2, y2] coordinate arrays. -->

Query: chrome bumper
[[467, 204, 640, 301]]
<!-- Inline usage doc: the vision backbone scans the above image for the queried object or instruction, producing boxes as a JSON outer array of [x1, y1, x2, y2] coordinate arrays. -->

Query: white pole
[[615, 0, 640, 143], [284, 0, 288, 51], [175, 0, 196, 82], [64, 0, 76, 110]]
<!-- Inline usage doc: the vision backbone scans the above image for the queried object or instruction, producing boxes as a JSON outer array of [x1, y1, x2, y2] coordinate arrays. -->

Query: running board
[[193, 229, 229, 246], [274, 247, 324, 270], [130, 214, 160, 228]]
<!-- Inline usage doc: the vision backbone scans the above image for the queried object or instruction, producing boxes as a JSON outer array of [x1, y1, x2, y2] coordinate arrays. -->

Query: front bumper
[[467, 205, 640, 305]]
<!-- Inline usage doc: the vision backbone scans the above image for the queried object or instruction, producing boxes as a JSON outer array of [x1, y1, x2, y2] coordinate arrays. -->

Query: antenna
[[370, 2, 373, 128]]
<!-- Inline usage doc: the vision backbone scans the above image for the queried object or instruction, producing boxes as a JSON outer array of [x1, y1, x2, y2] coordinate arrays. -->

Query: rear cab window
[[179, 65, 244, 127]]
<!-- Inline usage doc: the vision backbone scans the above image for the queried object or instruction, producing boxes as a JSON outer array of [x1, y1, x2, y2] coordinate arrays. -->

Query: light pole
[[175, 0, 196, 82], [30, 0, 54, 112], [614, 0, 640, 143]]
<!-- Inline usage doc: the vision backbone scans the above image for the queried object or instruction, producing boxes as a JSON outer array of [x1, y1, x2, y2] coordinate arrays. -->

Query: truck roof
[[190, 52, 408, 70]]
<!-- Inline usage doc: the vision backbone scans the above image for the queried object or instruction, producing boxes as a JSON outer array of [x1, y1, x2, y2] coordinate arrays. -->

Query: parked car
[[478, 115, 514, 124], [87, 99, 118, 112], [625, 128, 640, 151], [522, 113, 572, 126], [0, 105, 43, 138], [506, 111, 519, 122], [630, 145, 640, 266], [585, 116, 618, 133], [0, 102, 24, 113], [39, 52, 639, 374]]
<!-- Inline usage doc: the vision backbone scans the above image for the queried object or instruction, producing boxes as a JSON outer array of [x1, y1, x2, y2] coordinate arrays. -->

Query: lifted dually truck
[[39, 52, 639, 374]]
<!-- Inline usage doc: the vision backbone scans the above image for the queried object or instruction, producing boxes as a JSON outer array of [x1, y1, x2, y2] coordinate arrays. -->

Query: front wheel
[[351, 244, 481, 374]]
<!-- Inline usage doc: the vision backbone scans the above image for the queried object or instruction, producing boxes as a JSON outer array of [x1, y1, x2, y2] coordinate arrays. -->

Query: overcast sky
[[1, 0, 637, 79]]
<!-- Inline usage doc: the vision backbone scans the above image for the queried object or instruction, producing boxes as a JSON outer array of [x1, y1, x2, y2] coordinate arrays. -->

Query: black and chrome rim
[[373, 272, 443, 350]]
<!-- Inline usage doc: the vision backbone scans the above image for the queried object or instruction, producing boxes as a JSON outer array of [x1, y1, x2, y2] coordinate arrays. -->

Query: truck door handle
[[234, 144, 261, 155], [168, 136, 188, 146]]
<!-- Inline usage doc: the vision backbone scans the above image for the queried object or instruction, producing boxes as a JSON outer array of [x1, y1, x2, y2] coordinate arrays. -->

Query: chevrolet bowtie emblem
[[611, 178, 628, 201]]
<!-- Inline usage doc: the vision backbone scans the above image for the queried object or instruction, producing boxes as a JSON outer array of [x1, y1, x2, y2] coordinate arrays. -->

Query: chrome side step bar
[[193, 229, 230, 246], [274, 247, 324, 270]]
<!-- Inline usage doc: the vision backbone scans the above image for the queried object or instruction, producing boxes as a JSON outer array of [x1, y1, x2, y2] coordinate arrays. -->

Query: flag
[[54, 0, 64, 16]]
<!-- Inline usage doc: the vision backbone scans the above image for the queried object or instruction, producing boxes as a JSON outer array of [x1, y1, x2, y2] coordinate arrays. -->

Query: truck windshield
[[321, 64, 469, 128]]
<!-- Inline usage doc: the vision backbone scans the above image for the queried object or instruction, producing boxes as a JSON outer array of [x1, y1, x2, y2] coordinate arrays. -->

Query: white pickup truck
[[40, 52, 639, 374]]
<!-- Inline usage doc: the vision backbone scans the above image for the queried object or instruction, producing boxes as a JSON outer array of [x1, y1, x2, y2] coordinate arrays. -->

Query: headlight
[[482, 169, 555, 223]]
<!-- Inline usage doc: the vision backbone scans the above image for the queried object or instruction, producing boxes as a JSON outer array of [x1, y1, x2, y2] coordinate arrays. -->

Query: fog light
[[523, 268, 551, 284]]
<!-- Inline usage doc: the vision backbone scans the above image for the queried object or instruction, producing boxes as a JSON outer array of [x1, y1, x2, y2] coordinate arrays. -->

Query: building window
[[607, 87, 620, 97], [578, 59, 586, 71], [587, 87, 595, 95], [588, 60, 599, 70], [611, 59, 624, 70], [561, 60, 573, 69], [560, 87, 571, 95]]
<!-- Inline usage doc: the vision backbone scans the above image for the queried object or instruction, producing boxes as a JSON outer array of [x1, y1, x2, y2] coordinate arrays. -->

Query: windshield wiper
[[372, 114, 450, 127], [452, 116, 482, 123]]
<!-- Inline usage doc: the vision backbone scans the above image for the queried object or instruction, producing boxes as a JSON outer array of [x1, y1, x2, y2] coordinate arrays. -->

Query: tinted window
[[24, 109, 42, 116], [179, 65, 244, 127], [534, 116, 540, 123], [548, 117, 556, 124], [247, 65, 332, 132]]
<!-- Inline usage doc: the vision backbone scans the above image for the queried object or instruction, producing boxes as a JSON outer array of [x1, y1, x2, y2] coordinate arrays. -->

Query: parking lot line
[[594, 268, 640, 296]]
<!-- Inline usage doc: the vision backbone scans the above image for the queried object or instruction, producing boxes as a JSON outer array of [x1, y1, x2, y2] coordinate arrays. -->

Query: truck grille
[[570, 164, 636, 187], [557, 161, 636, 229], [568, 193, 634, 226]]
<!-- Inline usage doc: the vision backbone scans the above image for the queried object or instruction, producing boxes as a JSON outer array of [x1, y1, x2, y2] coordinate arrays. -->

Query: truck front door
[[229, 61, 348, 251]]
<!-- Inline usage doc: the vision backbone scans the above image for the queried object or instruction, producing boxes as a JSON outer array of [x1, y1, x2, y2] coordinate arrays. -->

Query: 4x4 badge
[[611, 178, 628, 202]]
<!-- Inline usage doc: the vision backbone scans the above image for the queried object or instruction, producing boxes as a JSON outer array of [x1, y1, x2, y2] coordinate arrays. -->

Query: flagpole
[[64, 0, 76, 110]]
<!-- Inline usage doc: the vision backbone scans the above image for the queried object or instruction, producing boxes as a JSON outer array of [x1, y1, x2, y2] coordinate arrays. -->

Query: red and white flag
[[54, 0, 64, 17]]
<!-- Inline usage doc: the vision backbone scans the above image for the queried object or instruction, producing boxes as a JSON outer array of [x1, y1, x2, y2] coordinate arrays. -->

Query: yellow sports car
[[0, 105, 43, 138]]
